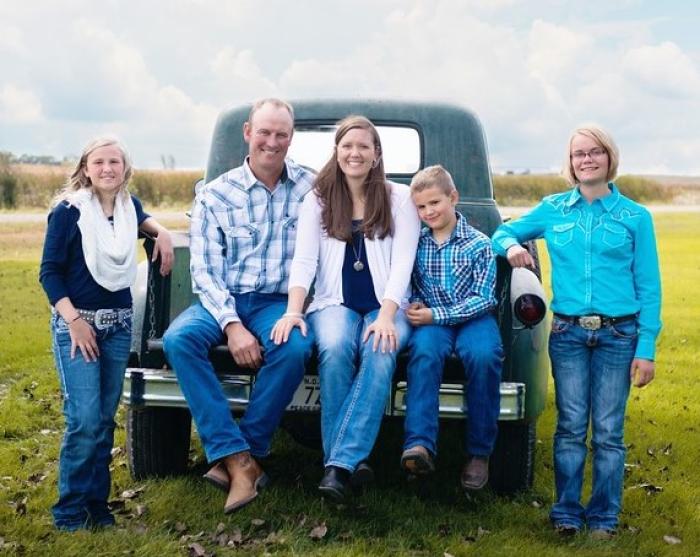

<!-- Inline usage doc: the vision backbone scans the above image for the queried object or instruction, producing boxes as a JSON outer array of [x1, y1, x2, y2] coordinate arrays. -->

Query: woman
[[39, 136, 173, 530], [271, 115, 420, 499], [492, 125, 661, 538]]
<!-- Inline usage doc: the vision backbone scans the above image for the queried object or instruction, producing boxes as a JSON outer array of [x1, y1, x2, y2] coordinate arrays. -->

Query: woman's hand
[[152, 229, 174, 276], [69, 318, 99, 361], [506, 245, 535, 269], [270, 314, 307, 345], [630, 358, 655, 387], [406, 302, 433, 326], [363, 313, 398, 353]]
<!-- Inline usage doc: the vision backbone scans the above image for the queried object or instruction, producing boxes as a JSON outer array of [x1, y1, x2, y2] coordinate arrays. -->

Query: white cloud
[[622, 41, 700, 98], [0, 84, 42, 123]]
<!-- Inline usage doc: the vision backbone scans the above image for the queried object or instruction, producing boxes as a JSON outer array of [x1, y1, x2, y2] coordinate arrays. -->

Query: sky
[[1, 0, 699, 175]]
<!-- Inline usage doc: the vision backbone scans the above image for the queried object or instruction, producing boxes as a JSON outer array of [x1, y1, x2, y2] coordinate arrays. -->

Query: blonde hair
[[562, 124, 619, 186], [410, 164, 457, 196], [53, 136, 132, 206]]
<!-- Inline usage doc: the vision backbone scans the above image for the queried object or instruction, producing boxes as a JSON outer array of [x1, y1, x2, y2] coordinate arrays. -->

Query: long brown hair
[[314, 115, 393, 242]]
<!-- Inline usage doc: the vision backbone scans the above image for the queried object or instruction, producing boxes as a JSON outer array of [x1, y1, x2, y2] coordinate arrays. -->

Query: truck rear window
[[288, 125, 421, 175]]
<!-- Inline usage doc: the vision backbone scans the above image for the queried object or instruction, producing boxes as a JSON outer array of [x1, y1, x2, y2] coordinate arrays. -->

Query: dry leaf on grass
[[663, 535, 682, 545], [251, 518, 266, 527], [309, 522, 328, 540], [187, 542, 208, 557]]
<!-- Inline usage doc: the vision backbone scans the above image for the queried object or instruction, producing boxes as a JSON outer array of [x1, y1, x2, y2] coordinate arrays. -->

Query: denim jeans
[[548, 317, 637, 531], [50, 310, 132, 531], [308, 305, 412, 472], [404, 313, 503, 457], [163, 296, 313, 462]]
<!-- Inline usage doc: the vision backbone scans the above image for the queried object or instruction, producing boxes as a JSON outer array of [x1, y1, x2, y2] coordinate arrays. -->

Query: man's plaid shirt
[[411, 212, 497, 326], [190, 158, 314, 329]]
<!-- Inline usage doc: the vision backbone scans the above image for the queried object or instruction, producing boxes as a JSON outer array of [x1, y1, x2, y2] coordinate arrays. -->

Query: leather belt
[[553, 313, 637, 331], [51, 308, 132, 330]]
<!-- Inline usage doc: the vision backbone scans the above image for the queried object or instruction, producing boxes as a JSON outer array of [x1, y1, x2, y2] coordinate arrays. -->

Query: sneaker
[[400, 446, 435, 475]]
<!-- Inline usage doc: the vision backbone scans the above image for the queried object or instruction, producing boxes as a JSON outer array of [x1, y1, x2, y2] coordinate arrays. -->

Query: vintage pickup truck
[[123, 99, 549, 494]]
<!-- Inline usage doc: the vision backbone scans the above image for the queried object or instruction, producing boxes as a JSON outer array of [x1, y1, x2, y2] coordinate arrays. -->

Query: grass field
[[0, 214, 698, 556]]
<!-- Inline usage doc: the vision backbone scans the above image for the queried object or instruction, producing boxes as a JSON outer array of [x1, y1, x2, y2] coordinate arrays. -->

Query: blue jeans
[[404, 314, 503, 457], [548, 317, 637, 531], [308, 305, 412, 472], [163, 296, 313, 462], [50, 311, 132, 531]]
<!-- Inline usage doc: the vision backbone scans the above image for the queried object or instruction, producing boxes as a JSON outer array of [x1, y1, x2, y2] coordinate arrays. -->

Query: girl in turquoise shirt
[[492, 125, 661, 539]]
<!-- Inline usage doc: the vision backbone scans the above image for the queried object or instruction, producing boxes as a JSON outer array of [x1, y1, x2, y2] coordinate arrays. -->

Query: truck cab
[[124, 99, 549, 493]]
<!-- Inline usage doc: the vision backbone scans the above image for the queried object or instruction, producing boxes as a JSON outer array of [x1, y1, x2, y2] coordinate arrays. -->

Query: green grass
[[1, 214, 698, 556]]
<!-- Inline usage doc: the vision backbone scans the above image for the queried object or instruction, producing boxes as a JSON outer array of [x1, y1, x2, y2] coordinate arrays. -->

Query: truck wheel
[[488, 420, 536, 494], [281, 414, 321, 450], [126, 407, 192, 479]]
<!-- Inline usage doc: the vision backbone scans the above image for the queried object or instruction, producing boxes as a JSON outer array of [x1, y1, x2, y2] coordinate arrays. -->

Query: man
[[163, 98, 315, 513]]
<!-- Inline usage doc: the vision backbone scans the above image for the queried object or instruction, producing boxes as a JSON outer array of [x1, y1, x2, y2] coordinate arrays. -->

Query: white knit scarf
[[67, 189, 138, 292]]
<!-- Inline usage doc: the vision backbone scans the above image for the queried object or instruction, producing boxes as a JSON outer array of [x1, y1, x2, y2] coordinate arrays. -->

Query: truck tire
[[126, 407, 192, 479], [524, 240, 541, 281], [488, 420, 536, 494]]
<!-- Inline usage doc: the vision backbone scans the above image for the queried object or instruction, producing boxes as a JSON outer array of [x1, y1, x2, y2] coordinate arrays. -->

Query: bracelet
[[68, 315, 83, 324], [282, 312, 304, 319]]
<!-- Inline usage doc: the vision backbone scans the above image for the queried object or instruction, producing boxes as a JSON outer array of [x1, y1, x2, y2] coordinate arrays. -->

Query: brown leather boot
[[460, 456, 489, 491], [223, 452, 269, 514], [203, 461, 229, 492]]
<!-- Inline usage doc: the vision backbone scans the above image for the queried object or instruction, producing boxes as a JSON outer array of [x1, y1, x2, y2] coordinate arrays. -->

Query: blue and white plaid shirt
[[412, 212, 497, 326], [190, 158, 315, 329]]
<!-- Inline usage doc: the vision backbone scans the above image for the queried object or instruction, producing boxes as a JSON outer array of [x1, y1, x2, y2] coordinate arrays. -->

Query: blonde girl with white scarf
[[39, 136, 173, 531]]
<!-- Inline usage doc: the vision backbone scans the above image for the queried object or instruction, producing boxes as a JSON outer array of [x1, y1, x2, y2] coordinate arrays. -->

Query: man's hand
[[506, 245, 535, 269], [225, 321, 263, 369], [630, 358, 655, 387], [406, 302, 433, 326]]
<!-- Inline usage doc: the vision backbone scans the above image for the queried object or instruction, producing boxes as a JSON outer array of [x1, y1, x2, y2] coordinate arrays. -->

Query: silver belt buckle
[[94, 309, 115, 330], [579, 315, 602, 330]]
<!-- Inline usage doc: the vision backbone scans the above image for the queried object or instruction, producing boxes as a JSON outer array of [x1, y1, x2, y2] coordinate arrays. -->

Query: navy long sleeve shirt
[[39, 195, 149, 310]]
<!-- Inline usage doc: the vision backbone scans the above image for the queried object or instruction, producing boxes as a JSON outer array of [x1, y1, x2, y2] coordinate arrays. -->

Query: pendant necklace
[[351, 231, 365, 272]]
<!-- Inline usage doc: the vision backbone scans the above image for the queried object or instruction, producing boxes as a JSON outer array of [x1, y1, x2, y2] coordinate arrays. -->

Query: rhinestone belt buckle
[[94, 309, 118, 330], [578, 315, 602, 330]]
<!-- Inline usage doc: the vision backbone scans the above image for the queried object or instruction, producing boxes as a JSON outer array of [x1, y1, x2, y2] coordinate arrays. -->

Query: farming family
[[39, 98, 661, 540]]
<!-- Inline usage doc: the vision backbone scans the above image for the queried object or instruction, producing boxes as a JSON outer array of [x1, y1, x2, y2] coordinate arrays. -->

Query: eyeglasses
[[571, 147, 607, 161]]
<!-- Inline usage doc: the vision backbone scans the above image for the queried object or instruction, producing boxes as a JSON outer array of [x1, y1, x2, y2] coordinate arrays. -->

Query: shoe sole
[[223, 473, 269, 514], [401, 453, 435, 475], [461, 476, 488, 491], [318, 485, 346, 501]]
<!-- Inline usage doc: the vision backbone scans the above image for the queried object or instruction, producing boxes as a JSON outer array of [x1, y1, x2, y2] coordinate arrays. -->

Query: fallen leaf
[[663, 535, 682, 545], [111, 447, 124, 457], [27, 473, 47, 484], [263, 531, 285, 545], [187, 542, 207, 557], [214, 522, 226, 535], [251, 518, 266, 528], [444, 553, 455, 557], [662, 443, 672, 456], [175, 521, 188, 533], [121, 486, 145, 499], [309, 522, 328, 540], [14, 497, 27, 516], [531, 500, 542, 508], [477, 526, 490, 538], [229, 528, 243, 544], [134, 504, 147, 517]]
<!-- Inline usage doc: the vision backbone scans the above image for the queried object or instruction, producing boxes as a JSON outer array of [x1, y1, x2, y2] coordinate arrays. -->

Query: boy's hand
[[406, 303, 433, 326]]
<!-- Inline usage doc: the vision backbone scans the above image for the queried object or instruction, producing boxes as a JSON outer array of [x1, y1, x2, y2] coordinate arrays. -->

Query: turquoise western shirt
[[492, 183, 661, 360]]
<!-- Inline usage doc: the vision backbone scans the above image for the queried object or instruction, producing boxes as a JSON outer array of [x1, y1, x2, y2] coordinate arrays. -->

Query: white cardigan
[[288, 181, 421, 314]]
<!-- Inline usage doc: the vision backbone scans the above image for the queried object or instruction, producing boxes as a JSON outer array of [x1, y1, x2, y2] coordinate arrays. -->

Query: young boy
[[402, 165, 503, 491]]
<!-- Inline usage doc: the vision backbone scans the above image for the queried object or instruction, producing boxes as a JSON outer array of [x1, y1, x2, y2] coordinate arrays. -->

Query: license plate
[[287, 375, 321, 411]]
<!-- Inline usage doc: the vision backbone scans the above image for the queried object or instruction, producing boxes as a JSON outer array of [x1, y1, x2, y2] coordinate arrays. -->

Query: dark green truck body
[[124, 100, 549, 493]]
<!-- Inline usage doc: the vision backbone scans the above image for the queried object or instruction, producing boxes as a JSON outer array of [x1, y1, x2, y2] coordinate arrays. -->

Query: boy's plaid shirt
[[411, 212, 497, 326]]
